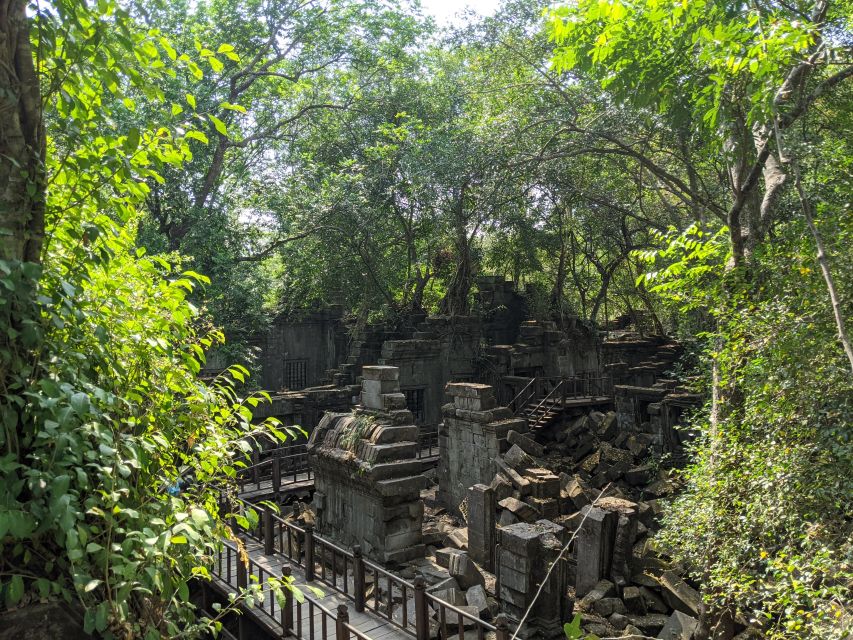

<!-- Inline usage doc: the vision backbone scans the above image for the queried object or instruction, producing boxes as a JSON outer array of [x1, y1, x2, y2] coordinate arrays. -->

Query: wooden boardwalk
[[211, 536, 415, 640]]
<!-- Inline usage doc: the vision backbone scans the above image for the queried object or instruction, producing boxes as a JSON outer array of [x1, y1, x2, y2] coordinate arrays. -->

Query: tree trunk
[[551, 205, 568, 314], [0, 0, 45, 263]]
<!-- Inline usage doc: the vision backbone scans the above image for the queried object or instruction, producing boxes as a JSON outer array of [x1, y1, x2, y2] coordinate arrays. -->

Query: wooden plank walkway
[[211, 537, 414, 640]]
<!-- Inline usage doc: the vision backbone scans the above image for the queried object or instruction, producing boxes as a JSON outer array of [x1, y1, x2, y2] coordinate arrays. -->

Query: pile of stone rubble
[[411, 407, 717, 640]]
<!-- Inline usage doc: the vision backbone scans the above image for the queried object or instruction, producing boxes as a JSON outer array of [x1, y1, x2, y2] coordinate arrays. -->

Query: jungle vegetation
[[0, 0, 851, 638]]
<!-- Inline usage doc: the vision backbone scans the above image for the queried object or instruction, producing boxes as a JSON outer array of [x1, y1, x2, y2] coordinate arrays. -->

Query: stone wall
[[308, 366, 425, 563], [437, 382, 527, 513], [614, 385, 700, 456], [260, 307, 346, 391]]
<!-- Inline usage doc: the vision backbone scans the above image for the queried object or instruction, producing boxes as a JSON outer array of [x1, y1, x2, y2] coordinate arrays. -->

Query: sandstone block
[[507, 430, 545, 458], [448, 553, 485, 590], [361, 365, 400, 381]]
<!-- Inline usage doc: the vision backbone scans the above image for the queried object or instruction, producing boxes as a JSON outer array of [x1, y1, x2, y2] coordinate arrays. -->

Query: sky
[[419, 0, 502, 26]]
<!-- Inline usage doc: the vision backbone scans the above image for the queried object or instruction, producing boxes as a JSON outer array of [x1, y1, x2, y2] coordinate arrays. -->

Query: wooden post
[[414, 576, 428, 640], [272, 454, 281, 495], [353, 545, 365, 613], [304, 524, 315, 581], [252, 448, 260, 483], [281, 564, 294, 633], [495, 614, 510, 640], [264, 505, 274, 555], [336, 604, 350, 640], [236, 551, 248, 590]]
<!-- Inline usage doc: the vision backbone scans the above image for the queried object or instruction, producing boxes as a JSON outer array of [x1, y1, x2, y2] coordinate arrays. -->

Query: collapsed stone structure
[[307, 366, 425, 563], [256, 277, 710, 639]]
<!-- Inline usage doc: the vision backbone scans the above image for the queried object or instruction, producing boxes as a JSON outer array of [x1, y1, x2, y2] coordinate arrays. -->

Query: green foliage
[[656, 219, 853, 638], [0, 1, 290, 636], [547, 0, 818, 130], [563, 613, 600, 640]]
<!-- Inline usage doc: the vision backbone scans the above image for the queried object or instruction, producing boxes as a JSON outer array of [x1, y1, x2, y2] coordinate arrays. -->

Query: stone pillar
[[438, 382, 527, 513], [467, 483, 496, 571], [575, 505, 618, 597], [498, 520, 568, 638], [308, 365, 425, 564]]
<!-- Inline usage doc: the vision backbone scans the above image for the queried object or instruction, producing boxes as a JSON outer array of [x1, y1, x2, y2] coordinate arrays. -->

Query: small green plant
[[339, 414, 376, 452], [563, 614, 600, 640]]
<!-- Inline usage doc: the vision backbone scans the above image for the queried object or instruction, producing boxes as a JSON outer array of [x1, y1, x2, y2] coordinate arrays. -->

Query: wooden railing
[[237, 447, 312, 495], [218, 498, 508, 640], [215, 539, 374, 640]]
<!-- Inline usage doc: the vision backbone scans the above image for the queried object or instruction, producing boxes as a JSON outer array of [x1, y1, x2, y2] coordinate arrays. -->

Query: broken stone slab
[[444, 527, 469, 550], [434, 547, 465, 569], [445, 382, 495, 399], [507, 430, 545, 458], [503, 444, 535, 471], [597, 411, 618, 439], [656, 570, 702, 616], [657, 611, 699, 640], [447, 552, 485, 590], [627, 614, 669, 636], [623, 586, 646, 614], [489, 473, 514, 502], [361, 378, 400, 395], [495, 458, 531, 494], [498, 497, 539, 522], [645, 479, 675, 497], [561, 474, 591, 511], [431, 587, 467, 607], [498, 509, 518, 527], [624, 464, 654, 486], [592, 597, 627, 617], [609, 612, 630, 631], [526, 472, 560, 499], [426, 577, 460, 594], [639, 586, 668, 614], [577, 579, 616, 611], [465, 584, 490, 618], [589, 411, 605, 426], [454, 394, 497, 411]]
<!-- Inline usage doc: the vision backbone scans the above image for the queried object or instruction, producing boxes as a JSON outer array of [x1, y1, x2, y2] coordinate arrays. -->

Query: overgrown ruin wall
[[437, 382, 526, 512], [307, 366, 425, 563], [260, 307, 347, 391]]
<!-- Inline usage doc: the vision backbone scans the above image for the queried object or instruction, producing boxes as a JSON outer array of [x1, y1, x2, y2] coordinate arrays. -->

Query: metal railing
[[416, 426, 439, 459]]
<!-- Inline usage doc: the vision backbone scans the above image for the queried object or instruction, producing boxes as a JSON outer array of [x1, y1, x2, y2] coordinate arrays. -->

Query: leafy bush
[[647, 220, 853, 638]]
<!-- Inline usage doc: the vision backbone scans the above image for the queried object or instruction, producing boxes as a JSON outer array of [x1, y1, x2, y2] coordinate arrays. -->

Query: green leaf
[[186, 93, 196, 109], [208, 115, 227, 136], [185, 130, 209, 144], [6, 575, 24, 607]]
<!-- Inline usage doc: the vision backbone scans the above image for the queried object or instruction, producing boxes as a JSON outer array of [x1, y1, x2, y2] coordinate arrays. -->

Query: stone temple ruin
[[254, 277, 708, 639]]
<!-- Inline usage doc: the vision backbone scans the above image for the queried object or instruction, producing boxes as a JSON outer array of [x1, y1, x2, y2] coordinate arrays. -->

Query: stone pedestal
[[308, 366, 425, 564], [498, 520, 569, 638], [437, 383, 527, 513]]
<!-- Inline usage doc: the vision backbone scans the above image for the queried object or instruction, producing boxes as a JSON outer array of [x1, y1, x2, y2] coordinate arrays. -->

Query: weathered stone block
[[507, 430, 545, 458], [361, 378, 400, 395], [362, 365, 400, 381], [448, 552, 485, 589], [575, 506, 618, 597], [657, 611, 698, 640], [498, 497, 538, 522]]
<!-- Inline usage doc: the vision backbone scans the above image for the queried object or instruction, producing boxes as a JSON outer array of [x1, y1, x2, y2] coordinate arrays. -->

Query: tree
[[1, 3, 290, 636]]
